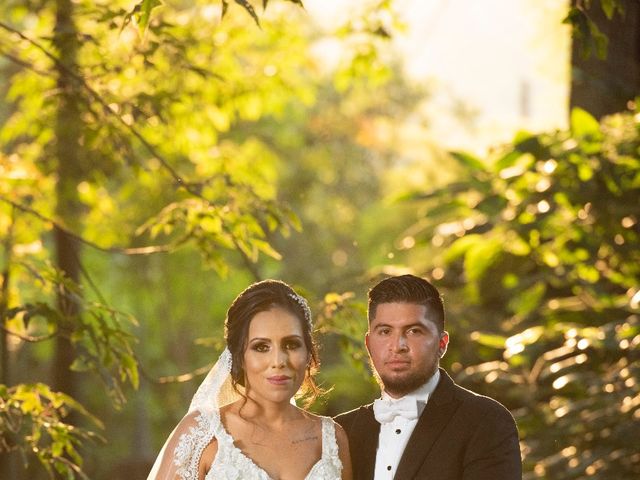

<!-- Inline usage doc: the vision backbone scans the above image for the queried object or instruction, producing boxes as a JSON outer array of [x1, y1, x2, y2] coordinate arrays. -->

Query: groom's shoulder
[[444, 373, 518, 426]]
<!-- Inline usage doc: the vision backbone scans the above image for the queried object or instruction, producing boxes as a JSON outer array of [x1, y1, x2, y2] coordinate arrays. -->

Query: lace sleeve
[[147, 411, 216, 480]]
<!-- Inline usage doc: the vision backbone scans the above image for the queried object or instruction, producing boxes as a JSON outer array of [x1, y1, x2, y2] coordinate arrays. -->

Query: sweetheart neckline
[[209, 412, 328, 480]]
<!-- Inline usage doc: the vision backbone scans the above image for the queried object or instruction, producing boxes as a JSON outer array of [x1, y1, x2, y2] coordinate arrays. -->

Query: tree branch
[[0, 196, 171, 256]]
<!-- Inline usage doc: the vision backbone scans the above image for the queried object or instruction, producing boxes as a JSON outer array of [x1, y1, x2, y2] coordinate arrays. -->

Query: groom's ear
[[439, 331, 449, 358], [365, 332, 370, 352]]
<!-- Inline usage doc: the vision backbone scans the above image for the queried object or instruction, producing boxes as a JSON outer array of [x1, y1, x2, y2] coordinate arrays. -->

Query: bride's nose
[[271, 347, 286, 368]]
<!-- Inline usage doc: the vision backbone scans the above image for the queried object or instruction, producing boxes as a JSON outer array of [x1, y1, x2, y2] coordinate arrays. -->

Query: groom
[[335, 274, 521, 480]]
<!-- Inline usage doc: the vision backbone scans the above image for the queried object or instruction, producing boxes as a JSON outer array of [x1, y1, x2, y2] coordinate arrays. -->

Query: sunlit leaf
[[450, 151, 486, 172], [463, 236, 503, 282], [470, 331, 507, 349], [442, 234, 484, 264], [601, 0, 617, 19], [508, 282, 546, 317], [570, 107, 601, 139], [138, 0, 162, 33]]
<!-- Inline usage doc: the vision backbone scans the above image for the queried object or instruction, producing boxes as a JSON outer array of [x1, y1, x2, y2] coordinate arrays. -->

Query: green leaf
[[138, 0, 162, 33], [494, 150, 523, 171], [450, 151, 486, 172], [120, 354, 140, 389], [564, 6, 609, 59], [506, 326, 544, 347], [570, 107, 600, 139], [577, 161, 594, 181], [464, 237, 503, 282], [504, 234, 531, 256], [590, 22, 609, 59], [19, 390, 43, 414], [70, 357, 90, 372], [235, 0, 260, 26], [508, 282, 546, 317], [251, 238, 283, 260], [123, 0, 162, 34], [443, 234, 484, 264], [600, 0, 622, 19], [513, 133, 547, 158], [470, 331, 507, 349]]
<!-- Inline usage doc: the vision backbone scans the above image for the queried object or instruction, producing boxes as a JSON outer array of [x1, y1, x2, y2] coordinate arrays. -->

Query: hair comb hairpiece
[[288, 292, 313, 327]]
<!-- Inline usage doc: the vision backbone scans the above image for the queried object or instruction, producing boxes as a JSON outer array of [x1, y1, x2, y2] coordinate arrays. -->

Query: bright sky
[[305, 0, 571, 153]]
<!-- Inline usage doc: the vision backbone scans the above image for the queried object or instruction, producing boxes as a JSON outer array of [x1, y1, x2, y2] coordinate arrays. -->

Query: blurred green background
[[1, 0, 638, 479]]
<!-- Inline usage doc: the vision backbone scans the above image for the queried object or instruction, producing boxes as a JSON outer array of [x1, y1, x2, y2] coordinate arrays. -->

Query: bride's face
[[243, 306, 309, 404]]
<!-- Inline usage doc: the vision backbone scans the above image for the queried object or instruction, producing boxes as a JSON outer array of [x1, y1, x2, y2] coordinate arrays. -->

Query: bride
[[147, 279, 353, 480]]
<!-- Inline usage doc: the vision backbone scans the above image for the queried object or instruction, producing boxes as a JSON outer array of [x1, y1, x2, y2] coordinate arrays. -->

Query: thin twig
[[0, 48, 54, 77], [0, 325, 58, 342], [137, 358, 214, 384]]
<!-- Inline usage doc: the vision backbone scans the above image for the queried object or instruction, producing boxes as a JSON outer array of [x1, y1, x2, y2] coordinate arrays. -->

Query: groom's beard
[[370, 358, 438, 397]]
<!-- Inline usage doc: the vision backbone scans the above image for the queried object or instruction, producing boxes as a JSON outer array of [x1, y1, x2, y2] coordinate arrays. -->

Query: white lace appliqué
[[173, 413, 216, 480], [303, 417, 343, 479]]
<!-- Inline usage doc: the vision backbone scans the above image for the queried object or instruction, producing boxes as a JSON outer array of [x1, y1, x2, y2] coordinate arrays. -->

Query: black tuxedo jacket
[[334, 369, 521, 480]]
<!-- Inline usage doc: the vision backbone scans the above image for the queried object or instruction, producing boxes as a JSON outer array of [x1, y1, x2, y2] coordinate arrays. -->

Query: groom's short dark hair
[[368, 274, 445, 332]]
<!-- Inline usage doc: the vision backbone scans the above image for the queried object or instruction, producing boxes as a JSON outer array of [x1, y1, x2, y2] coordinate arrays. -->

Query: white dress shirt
[[373, 370, 440, 480]]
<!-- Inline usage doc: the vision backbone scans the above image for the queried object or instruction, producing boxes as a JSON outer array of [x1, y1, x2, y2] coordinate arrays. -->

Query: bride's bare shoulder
[[199, 436, 219, 479]]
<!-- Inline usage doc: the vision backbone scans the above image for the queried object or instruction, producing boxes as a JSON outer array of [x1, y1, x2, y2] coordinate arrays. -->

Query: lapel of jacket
[[352, 405, 380, 480], [393, 369, 460, 480]]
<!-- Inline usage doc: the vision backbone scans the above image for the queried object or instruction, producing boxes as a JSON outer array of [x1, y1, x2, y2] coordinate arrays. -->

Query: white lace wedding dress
[[166, 409, 343, 480]]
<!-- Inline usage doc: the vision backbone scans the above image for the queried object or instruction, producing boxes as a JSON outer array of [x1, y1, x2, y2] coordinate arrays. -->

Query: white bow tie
[[373, 396, 420, 424]]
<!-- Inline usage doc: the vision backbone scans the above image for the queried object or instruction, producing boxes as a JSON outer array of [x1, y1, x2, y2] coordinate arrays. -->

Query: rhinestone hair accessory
[[288, 292, 313, 327]]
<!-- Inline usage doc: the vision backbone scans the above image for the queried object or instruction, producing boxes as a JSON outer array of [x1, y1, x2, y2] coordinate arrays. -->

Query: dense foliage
[[403, 108, 640, 478]]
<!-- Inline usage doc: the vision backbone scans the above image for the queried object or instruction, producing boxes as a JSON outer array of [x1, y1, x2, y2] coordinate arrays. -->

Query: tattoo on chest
[[291, 435, 318, 445]]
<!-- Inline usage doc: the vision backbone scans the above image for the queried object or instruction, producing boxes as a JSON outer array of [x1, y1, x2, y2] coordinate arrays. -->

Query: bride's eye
[[284, 340, 302, 350], [251, 342, 270, 353]]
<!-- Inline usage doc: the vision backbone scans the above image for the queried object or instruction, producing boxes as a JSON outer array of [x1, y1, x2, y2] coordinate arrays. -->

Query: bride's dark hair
[[224, 279, 321, 406]]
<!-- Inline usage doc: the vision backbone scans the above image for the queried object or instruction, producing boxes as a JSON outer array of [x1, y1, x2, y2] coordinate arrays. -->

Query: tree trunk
[[0, 209, 16, 480], [52, 0, 83, 398], [0, 208, 13, 387], [570, 0, 640, 117]]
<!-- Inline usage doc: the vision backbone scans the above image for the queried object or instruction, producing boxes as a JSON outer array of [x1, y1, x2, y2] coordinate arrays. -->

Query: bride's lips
[[267, 375, 291, 385]]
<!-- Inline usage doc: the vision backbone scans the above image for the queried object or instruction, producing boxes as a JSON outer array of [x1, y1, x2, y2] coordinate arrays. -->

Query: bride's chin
[[246, 390, 293, 406]]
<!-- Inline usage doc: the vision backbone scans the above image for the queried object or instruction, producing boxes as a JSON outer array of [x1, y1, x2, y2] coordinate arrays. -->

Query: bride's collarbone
[[225, 408, 319, 440], [241, 417, 321, 448]]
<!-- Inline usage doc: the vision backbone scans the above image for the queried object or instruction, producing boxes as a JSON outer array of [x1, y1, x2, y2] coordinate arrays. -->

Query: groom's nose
[[391, 334, 409, 352]]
